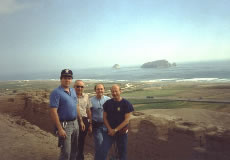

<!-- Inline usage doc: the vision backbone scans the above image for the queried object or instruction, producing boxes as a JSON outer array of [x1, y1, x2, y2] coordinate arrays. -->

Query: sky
[[0, 0, 230, 74]]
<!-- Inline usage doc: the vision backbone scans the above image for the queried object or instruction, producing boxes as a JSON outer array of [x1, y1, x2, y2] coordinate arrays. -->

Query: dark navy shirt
[[103, 98, 134, 129], [50, 86, 77, 121]]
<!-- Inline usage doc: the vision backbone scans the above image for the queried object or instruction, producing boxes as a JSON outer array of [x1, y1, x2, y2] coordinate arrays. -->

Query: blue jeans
[[102, 132, 128, 160], [59, 120, 79, 160], [93, 125, 107, 160]]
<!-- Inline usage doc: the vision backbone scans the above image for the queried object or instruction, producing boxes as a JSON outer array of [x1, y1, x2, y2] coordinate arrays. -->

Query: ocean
[[2, 60, 230, 82]]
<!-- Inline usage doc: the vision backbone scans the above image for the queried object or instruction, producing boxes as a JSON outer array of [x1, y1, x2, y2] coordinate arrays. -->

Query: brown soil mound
[[129, 109, 230, 160], [140, 108, 230, 129], [1, 93, 230, 160], [0, 113, 59, 160], [0, 94, 94, 160]]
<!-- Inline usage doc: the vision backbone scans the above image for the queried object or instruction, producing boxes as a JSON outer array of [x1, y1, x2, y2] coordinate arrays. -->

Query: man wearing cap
[[102, 84, 134, 160], [50, 69, 84, 160]]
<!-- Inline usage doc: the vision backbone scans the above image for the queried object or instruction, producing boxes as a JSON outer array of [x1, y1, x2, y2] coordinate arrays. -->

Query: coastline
[[2, 77, 230, 82]]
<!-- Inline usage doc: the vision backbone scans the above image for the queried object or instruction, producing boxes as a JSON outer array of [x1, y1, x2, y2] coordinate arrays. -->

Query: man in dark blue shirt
[[102, 84, 134, 160], [50, 69, 84, 160]]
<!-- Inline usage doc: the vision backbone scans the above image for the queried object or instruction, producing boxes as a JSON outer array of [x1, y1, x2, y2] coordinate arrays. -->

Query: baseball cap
[[60, 69, 73, 78]]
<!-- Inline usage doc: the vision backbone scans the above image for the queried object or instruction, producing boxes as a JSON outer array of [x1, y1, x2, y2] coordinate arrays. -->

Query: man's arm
[[87, 97, 93, 133], [86, 108, 92, 122], [86, 97, 92, 123], [50, 108, 67, 138], [86, 108, 92, 133], [103, 111, 114, 136], [105, 112, 132, 136], [77, 104, 85, 131], [114, 112, 132, 131]]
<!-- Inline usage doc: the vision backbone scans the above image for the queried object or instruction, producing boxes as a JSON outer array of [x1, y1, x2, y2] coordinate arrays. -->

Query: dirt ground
[[140, 108, 230, 130], [0, 94, 94, 160], [0, 113, 94, 160], [1, 106, 230, 160], [0, 113, 59, 160], [1, 81, 230, 160]]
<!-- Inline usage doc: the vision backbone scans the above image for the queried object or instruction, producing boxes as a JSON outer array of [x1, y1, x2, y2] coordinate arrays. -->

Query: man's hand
[[108, 128, 116, 136], [88, 124, 93, 137], [88, 124, 92, 133], [80, 121, 85, 131], [58, 128, 67, 138]]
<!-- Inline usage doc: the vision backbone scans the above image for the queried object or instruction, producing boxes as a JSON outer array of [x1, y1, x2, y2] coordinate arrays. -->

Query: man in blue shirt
[[102, 84, 134, 160], [90, 84, 110, 160], [50, 69, 84, 160]]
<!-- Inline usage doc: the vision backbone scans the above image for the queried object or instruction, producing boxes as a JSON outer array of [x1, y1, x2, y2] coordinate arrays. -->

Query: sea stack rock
[[172, 62, 177, 67], [112, 64, 120, 69], [141, 60, 176, 68]]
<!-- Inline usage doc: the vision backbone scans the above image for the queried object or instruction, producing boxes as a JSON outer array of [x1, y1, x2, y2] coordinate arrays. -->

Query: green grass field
[[131, 100, 223, 111], [122, 87, 188, 98]]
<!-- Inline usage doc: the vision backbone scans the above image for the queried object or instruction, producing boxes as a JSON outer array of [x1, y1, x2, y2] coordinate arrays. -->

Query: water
[[2, 60, 230, 82], [74, 60, 230, 82]]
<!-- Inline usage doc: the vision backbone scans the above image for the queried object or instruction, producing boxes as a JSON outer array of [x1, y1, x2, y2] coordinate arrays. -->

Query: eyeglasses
[[75, 86, 84, 88]]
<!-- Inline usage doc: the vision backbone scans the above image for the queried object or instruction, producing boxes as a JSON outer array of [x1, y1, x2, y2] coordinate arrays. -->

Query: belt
[[60, 118, 76, 123], [92, 120, 104, 125]]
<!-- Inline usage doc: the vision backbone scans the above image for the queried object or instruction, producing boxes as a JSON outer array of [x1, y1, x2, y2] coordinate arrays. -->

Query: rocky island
[[112, 64, 120, 69], [141, 60, 176, 68]]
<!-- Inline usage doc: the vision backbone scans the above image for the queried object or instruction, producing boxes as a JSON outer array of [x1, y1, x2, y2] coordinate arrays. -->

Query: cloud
[[0, 0, 32, 15]]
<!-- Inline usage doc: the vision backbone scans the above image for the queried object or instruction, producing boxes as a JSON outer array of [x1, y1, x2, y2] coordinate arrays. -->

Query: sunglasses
[[75, 85, 84, 88]]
